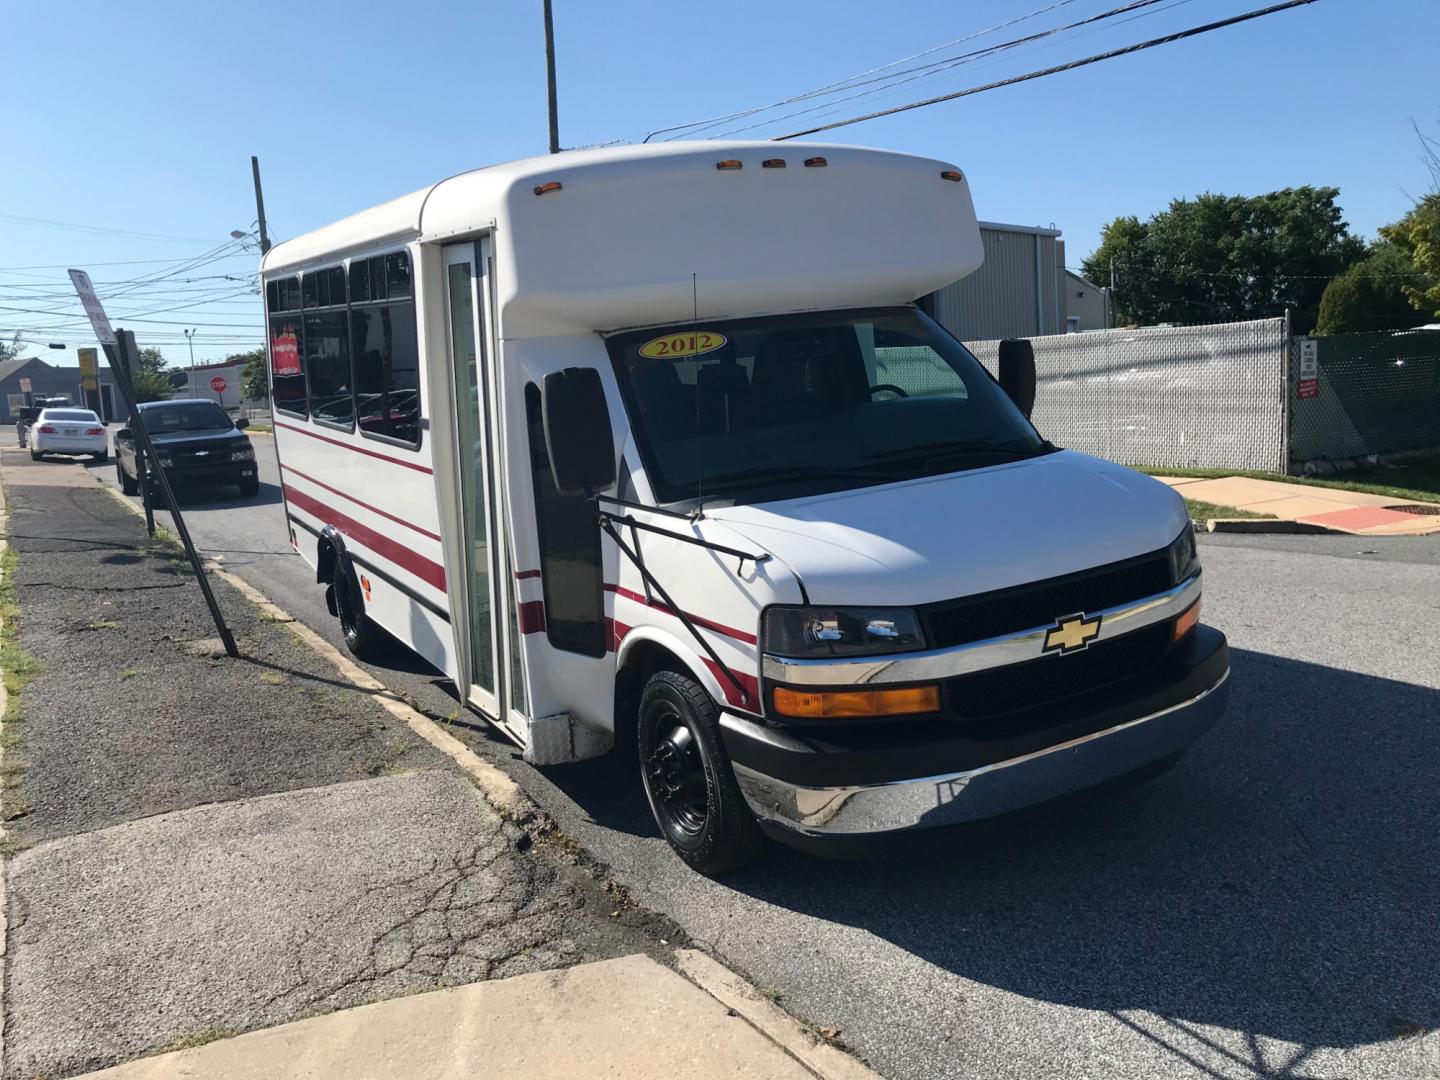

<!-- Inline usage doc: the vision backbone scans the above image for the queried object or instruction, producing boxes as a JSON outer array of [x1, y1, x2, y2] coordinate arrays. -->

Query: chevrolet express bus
[[261, 141, 1229, 874]]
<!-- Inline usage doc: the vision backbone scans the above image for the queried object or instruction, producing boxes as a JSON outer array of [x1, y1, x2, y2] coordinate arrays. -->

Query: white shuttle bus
[[262, 142, 1229, 873]]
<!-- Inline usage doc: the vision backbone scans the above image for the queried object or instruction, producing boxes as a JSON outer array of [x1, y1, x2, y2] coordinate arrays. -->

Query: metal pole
[[112, 329, 238, 657], [543, 0, 560, 154], [250, 156, 271, 255]]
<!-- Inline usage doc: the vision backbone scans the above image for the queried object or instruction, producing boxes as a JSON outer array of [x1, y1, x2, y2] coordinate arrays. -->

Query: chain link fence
[[965, 317, 1289, 473], [1288, 330, 1440, 468]]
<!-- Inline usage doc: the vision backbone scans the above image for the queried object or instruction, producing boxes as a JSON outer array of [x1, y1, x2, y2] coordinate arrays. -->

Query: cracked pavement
[[1, 455, 676, 1079]]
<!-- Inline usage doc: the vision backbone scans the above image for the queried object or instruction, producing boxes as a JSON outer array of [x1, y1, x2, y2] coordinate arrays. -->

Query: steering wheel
[[868, 384, 908, 400]]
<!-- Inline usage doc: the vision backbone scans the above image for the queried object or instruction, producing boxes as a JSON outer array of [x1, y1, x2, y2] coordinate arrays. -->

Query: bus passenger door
[[441, 241, 525, 738]]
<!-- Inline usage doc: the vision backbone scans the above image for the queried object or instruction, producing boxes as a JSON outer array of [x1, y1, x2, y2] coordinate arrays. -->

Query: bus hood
[[705, 450, 1189, 607]]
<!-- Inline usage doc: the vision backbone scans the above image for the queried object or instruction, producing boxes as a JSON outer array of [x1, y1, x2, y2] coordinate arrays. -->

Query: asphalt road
[[81, 441, 1440, 1080]]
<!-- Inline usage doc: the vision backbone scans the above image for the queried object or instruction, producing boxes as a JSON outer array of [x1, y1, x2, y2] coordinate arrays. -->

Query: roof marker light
[[803, 157, 828, 168], [716, 159, 743, 171], [533, 181, 563, 196], [940, 170, 964, 182], [762, 158, 786, 169]]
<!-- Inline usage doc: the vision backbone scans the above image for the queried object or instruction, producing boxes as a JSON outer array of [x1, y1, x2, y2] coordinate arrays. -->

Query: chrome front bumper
[[733, 667, 1229, 837]]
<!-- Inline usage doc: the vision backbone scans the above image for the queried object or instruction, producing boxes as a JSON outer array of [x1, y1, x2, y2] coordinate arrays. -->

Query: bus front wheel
[[637, 669, 765, 875]]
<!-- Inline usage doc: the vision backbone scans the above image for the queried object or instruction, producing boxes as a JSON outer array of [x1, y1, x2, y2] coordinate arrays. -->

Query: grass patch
[[0, 498, 39, 834], [120, 668, 140, 680], [1143, 452, 1440, 504], [1184, 499, 1275, 524], [85, 617, 121, 631], [259, 672, 286, 685], [246, 423, 273, 434]]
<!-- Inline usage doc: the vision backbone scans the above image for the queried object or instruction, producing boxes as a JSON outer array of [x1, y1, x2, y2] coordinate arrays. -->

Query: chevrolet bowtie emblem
[[1044, 613, 1101, 655]]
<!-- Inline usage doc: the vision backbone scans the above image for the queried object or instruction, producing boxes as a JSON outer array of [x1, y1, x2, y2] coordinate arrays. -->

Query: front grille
[[946, 621, 1173, 722], [169, 446, 230, 464], [923, 550, 1173, 649]]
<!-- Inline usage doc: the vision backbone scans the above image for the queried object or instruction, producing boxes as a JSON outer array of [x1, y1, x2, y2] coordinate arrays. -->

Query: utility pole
[[250, 155, 271, 255], [1109, 258, 1118, 328], [184, 328, 196, 370], [543, 0, 560, 154]]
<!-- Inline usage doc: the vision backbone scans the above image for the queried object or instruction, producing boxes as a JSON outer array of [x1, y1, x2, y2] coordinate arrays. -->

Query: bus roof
[[261, 141, 984, 337]]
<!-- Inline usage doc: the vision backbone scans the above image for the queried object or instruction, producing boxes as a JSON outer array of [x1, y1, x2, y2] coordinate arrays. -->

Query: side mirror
[[997, 338, 1036, 419], [234, 417, 249, 429], [115, 427, 133, 441], [541, 368, 616, 496]]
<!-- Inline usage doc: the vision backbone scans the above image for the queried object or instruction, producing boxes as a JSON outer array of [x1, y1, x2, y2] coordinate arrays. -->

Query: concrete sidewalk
[[1157, 474, 1440, 535], [0, 448, 874, 1080], [72, 953, 861, 1080]]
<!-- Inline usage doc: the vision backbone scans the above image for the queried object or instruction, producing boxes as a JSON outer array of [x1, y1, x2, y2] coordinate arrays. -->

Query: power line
[[773, 0, 1321, 140], [706, 0, 1192, 140], [644, 0, 1084, 142], [0, 212, 218, 244]]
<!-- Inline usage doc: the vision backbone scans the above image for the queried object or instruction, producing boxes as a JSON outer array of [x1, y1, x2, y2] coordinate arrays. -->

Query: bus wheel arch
[[316, 527, 391, 661]]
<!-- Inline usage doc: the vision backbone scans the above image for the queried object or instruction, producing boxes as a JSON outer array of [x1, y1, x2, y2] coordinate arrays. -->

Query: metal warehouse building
[[919, 221, 1109, 341]]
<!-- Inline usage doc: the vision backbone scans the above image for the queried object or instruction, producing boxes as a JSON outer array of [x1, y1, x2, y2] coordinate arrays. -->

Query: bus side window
[[268, 275, 307, 418], [524, 383, 605, 657]]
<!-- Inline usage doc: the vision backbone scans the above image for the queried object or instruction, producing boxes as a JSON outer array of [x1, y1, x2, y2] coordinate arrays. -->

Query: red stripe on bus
[[280, 464, 442, 543], [605, 584, 758, 645], [605, 617, 754, 708], [284, 485, 447, 592], [514, 569, 542, 581], [518, 600, 546, 634], [274, 420, 433, 474]]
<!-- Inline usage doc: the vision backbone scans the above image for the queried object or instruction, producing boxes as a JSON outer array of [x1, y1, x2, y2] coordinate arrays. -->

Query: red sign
[[210, 375, 228, 393], [1297, 379, 1318, 399], [271, 328, 300, 376]]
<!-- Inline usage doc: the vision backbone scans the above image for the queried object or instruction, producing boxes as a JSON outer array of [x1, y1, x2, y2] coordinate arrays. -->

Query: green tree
[[1315, 244, 1424, 335], [1378, 193, 1440, 319], [1083, 187, 1365, 331], [228, 347, 268, 401], [131, 346, 173, 403], [0, 332, 25, 363]]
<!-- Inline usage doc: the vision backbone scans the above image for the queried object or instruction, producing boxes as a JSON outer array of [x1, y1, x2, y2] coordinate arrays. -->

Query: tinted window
[[350, 251, 419, 447], [304, 309, 353, 426], [140, 402, 231, 432], [269, 313, 306, 417], [41, 409, 99, 422], [351, 302, 419, 444], [524, 384, 604, 656]]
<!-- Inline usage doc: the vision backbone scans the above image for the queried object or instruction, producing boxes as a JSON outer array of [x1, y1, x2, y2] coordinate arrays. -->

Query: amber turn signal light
[[1173, 599, 1201, 643], [940, 170, 964, 182], [533, 181, 563, 196], [715, 159, 743, 171], [772, 685, 940, 719]]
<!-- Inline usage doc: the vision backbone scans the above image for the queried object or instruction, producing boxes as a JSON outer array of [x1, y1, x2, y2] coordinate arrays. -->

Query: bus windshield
[[607, 307, 1049, 506]]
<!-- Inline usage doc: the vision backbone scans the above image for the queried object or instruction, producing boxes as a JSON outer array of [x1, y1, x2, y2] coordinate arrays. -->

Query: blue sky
[[3, 0, 1435, 365]]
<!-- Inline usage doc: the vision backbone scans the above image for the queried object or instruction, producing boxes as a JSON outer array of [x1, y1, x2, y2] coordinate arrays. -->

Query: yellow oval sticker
[[638, 331, 727, 360]]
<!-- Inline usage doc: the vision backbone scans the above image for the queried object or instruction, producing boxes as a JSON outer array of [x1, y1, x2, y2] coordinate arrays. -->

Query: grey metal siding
[[925, 224, 1063, 341]]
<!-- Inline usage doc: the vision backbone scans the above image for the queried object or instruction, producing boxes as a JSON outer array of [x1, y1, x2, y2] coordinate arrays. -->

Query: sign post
[[68, 270, 238, 658], [78, 347, 100, 414]]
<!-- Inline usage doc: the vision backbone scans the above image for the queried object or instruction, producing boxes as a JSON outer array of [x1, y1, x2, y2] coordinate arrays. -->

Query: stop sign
[[210, 376, 228, 393]]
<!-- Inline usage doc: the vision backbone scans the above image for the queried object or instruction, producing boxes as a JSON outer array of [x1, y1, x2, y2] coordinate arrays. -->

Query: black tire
[[92, 450, 109, 462], [329, 568, 391, 662], [29, 451, 41, 461], [118, 459, 138, 495], [237, 477, 259, 498], [637, 670, 765, 875]]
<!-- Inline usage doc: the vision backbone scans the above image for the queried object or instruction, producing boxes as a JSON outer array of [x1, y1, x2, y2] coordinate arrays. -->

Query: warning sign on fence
[[1297, 338, 1319, 399]]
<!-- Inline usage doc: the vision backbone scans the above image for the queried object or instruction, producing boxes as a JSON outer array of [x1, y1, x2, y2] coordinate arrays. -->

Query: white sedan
[[30, 408, 109, 462]]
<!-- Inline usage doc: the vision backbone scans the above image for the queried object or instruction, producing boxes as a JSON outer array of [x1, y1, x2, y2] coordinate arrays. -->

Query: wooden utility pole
[[251, 156, 271, 254], [543, 0, 560, 153]]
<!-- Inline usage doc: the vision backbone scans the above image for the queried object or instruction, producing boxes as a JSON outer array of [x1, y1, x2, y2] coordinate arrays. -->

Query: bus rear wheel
[[637, 670, 765, 875], [328, 569, 390, 663]]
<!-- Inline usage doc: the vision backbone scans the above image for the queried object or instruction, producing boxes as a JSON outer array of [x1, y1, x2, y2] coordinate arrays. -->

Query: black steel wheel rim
[[336, 579, 360, 643], [646, 712, 708, 838]]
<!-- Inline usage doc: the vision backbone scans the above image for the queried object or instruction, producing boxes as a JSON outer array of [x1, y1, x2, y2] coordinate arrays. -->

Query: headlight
[[231, 447, 254, 461], [1167, 525, 1200, 584], [762, 606, 926, 658]]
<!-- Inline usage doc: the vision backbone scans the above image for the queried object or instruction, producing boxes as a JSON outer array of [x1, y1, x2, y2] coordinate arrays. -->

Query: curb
[[1205, 518, 1338, 534], [91, 473, 875, 1080]]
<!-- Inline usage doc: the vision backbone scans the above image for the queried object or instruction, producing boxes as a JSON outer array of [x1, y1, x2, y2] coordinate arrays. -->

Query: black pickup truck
[[115, 399, 259, 498]]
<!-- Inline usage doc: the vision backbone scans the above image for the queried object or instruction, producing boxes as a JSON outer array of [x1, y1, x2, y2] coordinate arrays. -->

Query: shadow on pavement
[[552, 647, 1440, 1057]]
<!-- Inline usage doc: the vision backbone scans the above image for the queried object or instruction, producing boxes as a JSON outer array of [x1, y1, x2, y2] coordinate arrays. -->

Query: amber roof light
[[533, 181, 563, 196], [940, 170, 964, 182], [762, 158, 787, 169], [715, 159, 743, 171], [804, 157, 828, 168]]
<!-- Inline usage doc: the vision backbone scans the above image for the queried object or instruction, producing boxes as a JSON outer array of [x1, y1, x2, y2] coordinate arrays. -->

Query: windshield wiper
[[702, 463, 902, 491]]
